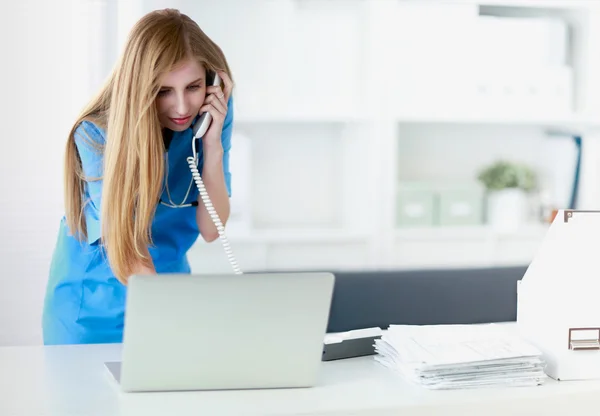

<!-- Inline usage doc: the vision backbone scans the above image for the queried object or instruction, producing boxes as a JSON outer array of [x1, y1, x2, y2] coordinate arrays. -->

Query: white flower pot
[[486, 188, 528, 232]]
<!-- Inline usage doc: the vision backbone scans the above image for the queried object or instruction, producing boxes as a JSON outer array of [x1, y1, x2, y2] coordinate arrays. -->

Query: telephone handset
[[192, 72, 221, 140], [186, 71, 242, 275]]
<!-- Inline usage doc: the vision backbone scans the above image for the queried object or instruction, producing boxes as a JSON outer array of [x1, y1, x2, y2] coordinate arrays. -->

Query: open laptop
[[104, 272, 335, 392]]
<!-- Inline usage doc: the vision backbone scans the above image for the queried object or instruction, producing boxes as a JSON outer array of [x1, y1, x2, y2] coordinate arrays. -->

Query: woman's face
[[156, 59, 207, 131]]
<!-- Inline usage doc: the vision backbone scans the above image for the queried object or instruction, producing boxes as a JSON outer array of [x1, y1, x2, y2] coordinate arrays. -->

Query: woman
[[42, 8, 235, 345]]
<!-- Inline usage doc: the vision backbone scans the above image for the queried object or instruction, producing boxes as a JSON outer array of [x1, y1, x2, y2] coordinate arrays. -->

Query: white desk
[[2, 343, 600, 416]]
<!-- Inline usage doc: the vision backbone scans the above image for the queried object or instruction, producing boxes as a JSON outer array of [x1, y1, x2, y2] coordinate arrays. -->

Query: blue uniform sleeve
[[73, 120, 105, 245], [222, 95, 234, 197]]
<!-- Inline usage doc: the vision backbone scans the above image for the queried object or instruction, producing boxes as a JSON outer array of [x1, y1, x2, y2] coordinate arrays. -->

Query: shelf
[[232, 112, 600, 131], [234, 114, 368, 124], [216, 228, 372, 244], [394, 224, 549, 242], [396, 112, 600, 132], [234, 111, 600, 132]]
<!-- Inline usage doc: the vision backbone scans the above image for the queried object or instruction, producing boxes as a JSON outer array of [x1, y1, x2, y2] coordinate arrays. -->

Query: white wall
[[0, 0, 105, 346]]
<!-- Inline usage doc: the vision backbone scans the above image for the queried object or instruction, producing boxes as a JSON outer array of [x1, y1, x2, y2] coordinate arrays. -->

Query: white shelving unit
[[130, 0, 600, 273]]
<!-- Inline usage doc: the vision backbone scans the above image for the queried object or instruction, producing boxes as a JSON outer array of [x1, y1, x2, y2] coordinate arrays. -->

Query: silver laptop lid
[[118, 272, 335, 392]]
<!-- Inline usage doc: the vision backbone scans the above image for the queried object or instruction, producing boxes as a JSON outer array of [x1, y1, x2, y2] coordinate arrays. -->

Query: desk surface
[[3, 343, 600, 416]]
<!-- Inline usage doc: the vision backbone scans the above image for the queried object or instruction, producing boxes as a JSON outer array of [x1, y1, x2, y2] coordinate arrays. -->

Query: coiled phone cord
[[186, 142, 242, 275]]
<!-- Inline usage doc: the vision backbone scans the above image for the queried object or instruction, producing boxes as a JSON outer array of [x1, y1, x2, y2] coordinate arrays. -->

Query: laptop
[[104, 272, 335, 392]]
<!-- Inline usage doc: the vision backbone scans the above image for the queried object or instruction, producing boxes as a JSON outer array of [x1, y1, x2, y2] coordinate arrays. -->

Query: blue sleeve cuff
[[222, 95, 234, 197]]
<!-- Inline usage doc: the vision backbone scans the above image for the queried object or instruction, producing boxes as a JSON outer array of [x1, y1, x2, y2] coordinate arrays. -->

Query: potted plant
[[477, 160, 537, 231]]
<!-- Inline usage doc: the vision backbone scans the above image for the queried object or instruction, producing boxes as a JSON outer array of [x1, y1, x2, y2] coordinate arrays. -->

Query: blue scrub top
[[42, 98, 234, 345]]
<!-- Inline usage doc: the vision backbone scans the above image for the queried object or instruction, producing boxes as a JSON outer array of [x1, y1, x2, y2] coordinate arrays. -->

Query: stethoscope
[[158, 109, 213, 209], [159, 149, 199, 208], [158, 129, 201, 209]]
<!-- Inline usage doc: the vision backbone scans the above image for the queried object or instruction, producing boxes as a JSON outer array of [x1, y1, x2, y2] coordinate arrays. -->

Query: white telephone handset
[[192, 72, 221, 140], [187, 72, 242, 274]]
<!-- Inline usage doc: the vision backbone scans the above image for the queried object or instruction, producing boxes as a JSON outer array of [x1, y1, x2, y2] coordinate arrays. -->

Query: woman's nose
[[175, 94, 190, 115]]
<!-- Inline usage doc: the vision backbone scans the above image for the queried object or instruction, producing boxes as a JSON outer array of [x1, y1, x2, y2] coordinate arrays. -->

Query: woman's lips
[[170, 116, 191, 125]]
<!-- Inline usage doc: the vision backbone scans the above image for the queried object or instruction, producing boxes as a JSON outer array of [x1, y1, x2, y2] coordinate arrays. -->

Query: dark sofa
[[324, 266, 528, 333]]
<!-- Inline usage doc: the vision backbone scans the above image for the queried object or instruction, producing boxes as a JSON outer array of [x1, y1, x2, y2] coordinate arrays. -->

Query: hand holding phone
[[193, 72, 222, 139]]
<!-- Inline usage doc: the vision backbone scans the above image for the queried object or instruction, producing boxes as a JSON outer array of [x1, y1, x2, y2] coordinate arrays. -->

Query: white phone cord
[[187, 143, 242, 275]]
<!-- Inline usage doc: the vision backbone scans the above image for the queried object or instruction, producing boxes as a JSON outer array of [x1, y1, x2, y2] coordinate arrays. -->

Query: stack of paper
[[374, 324, 547, 390]]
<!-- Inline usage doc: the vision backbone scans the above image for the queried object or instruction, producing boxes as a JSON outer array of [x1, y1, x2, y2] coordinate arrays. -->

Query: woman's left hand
[[200, 70, 233, 150]]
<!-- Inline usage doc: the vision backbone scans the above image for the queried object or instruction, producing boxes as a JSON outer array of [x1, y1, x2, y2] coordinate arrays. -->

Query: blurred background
[[2, 0, 600, 345]]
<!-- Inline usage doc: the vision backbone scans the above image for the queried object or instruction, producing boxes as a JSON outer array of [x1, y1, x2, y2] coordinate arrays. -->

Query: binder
[[322, 327, 383, 361]]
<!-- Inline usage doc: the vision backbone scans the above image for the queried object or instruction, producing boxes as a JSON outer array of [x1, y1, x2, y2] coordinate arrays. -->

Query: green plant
[[477, 160, 537, 192]]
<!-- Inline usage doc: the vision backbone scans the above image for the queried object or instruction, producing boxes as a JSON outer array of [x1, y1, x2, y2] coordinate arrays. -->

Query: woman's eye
[[157, 90, 170, 97], [187, 84, 201, 91]]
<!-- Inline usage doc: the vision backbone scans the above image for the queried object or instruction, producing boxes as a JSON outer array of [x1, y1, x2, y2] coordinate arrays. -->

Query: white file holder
[[517, 209, 600, 381]]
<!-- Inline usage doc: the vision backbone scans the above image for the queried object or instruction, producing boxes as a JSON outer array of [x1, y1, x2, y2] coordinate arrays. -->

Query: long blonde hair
[[64, 9, 232, 284]]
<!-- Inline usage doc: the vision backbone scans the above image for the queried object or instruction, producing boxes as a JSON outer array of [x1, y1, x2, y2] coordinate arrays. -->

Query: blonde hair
[[64, 9, 232, 284]]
